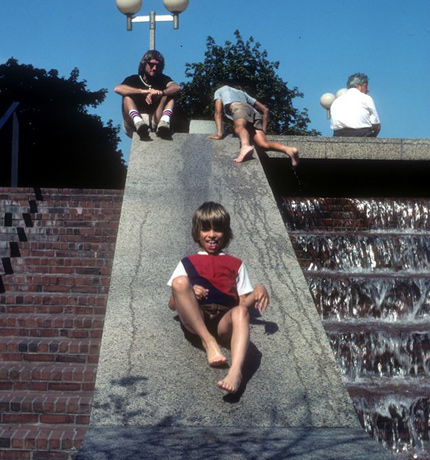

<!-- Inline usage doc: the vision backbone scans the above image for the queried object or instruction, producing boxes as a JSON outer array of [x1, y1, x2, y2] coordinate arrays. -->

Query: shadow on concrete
[[77, 426, 394, 460], [92, 375, 149, 425], [174, 314, 265, 402]]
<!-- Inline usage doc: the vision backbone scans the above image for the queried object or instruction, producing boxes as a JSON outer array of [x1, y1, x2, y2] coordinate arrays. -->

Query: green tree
[[178, 30, 319, 136], [0, 58, 127, 188]]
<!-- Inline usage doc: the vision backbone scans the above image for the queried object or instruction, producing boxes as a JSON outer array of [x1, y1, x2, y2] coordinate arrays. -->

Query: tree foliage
[[0, 58, 126, 188], [178, 30, 319, 136]]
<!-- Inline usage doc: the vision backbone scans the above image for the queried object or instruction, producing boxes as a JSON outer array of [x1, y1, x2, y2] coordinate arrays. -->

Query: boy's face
[[199, 228, 224, 254]]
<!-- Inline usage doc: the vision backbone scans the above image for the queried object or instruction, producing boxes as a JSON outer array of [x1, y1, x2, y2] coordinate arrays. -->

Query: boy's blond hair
[[191, 202, 233, 250]]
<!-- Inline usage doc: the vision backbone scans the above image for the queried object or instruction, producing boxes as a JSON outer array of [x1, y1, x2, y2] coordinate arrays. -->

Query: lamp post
[[320, 88, 347, 118], [116, 0, 189, 50]]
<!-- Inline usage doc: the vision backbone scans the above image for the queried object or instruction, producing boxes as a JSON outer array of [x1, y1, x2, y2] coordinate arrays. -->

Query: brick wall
[[0, 187, 123, 460]]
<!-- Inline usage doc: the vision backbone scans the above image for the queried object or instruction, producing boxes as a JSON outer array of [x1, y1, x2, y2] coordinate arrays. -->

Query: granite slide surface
[[78, 134, 393, 459]]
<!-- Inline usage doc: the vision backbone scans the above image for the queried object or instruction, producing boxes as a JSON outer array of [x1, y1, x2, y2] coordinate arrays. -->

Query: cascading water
[[281, 197, 430, 460]]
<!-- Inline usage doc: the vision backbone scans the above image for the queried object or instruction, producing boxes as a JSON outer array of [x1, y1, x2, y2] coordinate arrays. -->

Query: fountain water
[[281, 197, 430, 459]]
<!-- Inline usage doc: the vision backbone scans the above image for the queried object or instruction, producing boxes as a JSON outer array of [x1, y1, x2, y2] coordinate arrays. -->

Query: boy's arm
[[240, 283, 270, 313], [254, 100, 269, 133], [208, 99, 224, 140]]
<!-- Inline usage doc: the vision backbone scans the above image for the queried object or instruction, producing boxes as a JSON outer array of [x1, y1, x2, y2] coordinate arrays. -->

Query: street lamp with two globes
[[116, 0, 189, 50], [320, 88, 347, 118]]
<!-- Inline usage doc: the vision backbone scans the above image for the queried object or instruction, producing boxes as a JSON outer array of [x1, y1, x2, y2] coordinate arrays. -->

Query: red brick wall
[[0, 187, 123, 460]]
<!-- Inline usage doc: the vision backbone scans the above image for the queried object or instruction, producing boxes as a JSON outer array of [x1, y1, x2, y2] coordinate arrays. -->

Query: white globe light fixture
[[336, 88, 347, 98], [116, 0, 189, 48], [320, 93, 335, 110], [163, 0, 189, 28], [116, 0, 142, 30], [116, 0, 142, 14], [320, 92, 336, 119]]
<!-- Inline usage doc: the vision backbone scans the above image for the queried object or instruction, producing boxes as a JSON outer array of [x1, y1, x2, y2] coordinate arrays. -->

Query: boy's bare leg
[[253, 130, 299, 167], [171, 276, 227, 367], [233, 119, 254, 163], [216, 305, 250, 393]]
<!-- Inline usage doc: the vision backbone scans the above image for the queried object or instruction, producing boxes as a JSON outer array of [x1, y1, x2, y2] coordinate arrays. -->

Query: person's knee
[[171, 275, 191, 293], [122, 96, 136, 109], [234, 124, 244, 135], [231, 305, 250, 323], [254, 135, 269, 149], [164, 98, 175, 109]]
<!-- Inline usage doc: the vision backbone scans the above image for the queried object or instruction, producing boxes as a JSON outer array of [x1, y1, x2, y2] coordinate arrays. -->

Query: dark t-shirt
[[121, 73, 173, 91], [120, 73, 174, 114]]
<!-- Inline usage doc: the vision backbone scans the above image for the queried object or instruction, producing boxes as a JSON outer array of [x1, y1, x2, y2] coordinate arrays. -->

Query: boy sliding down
[[209, 84, 299, 166], [167, 202, 269, 394]]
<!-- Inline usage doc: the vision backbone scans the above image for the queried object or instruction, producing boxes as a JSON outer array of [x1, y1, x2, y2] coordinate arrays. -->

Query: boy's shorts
[[228, 102, 263, 131], [181, 303, 231, 339]]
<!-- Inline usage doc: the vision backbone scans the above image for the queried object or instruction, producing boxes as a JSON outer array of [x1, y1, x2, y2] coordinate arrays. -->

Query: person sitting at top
[[167, 202, 270, 394], [208, 84, 299, 166], [330, 73, 381, 137], [114, 50, 181, 139]]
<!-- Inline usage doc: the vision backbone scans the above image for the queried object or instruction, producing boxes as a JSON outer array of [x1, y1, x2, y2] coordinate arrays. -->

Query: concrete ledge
[[268, 135, 430, 160]]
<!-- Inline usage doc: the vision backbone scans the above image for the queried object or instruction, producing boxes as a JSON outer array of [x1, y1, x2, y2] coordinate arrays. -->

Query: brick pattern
[[0, 187, 123, 460]]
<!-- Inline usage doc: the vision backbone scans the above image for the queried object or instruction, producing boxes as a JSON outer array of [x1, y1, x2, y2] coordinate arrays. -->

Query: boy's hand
[[253, 284, 269, 313], [193, 284, 209, 301]]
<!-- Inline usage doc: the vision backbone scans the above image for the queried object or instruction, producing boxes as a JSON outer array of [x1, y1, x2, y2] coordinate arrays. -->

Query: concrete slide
[[77, 134, 393, 459]]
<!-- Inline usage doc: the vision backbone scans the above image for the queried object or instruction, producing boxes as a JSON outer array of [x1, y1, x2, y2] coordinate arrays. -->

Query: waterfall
[[282, 197, 430, 459]]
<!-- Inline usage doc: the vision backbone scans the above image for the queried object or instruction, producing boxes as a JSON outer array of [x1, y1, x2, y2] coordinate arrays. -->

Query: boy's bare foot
[[217, 370, 242, 394], [234, 145, 254, 163], [285, 147, 299, 168], [202, 339, 227, 367]]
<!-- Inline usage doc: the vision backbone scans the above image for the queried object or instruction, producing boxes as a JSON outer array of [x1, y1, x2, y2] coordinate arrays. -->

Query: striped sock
[[160, 109, 172, 123], [129, 110, 143, 126]]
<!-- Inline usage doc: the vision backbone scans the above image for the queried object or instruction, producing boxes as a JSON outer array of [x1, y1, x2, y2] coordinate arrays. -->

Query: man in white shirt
[[330, 73, 381, 137]]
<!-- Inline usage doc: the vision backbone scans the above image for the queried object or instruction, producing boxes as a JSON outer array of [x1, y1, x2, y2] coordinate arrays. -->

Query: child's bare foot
[[285, 147, 299, 168], [217, 370, 242, 394], [234, 145, 254, 163], [202, 339, 227, 367]]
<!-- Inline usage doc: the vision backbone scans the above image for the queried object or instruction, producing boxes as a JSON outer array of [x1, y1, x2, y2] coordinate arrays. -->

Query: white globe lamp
[[336, 88, 347, 98], [116, 0, 142, 14], [163, 0, 189, 28], [163, 0, 189, 13], [320, 93, 336, 110]]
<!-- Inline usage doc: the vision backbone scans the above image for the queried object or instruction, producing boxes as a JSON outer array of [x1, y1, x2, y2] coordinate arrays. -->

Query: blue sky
[[1, 0, 429, 164]]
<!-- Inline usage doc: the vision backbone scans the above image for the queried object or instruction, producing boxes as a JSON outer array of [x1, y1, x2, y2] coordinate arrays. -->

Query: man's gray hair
[[347, 73, 368, 89]]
